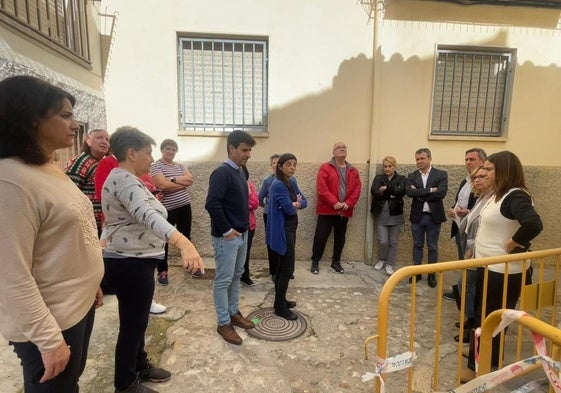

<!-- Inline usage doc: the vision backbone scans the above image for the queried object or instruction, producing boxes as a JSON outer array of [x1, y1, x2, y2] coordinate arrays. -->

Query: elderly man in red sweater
[[310, 142, 362, 274]]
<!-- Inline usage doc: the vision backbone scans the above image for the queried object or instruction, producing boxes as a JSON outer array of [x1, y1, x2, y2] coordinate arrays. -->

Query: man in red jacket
[[310, 142, 362, 274]]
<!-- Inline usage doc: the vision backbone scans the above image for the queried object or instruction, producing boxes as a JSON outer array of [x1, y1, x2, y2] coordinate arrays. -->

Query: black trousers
[[263, 214, 277, 275], [311, 214, 349, 263], [467, 267, 525, 370], [241, 228, 255, 281], [160, 204, 192, 273], [11, 305, 96, 393], [273, 225, 296, 312], [104, 257, 157, 390]]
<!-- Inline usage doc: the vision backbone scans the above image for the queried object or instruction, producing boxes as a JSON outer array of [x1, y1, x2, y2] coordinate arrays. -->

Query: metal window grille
[[0, 0, 90, 62], [178, 37, 268, 132], [431, 47, 514, 137]]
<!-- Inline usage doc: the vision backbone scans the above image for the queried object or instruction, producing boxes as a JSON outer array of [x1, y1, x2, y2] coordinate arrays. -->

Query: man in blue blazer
[[406, 148, 448, 288]]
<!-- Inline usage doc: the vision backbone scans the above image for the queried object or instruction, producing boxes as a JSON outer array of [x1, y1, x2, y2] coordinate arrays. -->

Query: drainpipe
[[366, 0, 385, 263]]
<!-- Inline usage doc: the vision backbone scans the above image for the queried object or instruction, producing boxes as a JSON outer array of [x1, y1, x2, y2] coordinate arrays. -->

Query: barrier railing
[[363, 248, 561, 393]]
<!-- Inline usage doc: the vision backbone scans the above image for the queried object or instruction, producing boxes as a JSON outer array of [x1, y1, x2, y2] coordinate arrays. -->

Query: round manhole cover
[[246, 308, 308, 341]]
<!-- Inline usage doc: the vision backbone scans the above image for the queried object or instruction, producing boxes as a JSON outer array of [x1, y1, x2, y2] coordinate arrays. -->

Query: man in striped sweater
[[65, 129, 109, 236]]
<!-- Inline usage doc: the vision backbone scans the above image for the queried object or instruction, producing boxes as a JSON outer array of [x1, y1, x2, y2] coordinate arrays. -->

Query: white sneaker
[[374, 261, 385, 270], [150, 300, 166, 314], [385, 265, 394, 275]]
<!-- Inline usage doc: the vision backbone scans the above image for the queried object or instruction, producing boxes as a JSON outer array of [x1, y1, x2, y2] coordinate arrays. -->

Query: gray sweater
[[101, 168, 175, 258]]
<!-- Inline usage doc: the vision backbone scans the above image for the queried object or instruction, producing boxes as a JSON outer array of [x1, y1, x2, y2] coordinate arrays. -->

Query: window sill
[[178, 130, 270, 138], [429, 134, 508, 142]]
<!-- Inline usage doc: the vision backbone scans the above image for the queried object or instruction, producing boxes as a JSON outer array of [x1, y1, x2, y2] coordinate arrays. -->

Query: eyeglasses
[[334, 146, 347, 150], [473, 175, 487, 180]]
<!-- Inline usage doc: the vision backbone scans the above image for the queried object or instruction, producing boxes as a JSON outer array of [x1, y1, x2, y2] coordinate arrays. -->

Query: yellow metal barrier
[[364, 248, 561, 393], [479, 309, 561, 377]]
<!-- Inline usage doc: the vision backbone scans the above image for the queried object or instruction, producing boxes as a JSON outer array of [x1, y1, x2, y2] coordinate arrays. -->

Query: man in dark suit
[[406, 148, 448, 288]]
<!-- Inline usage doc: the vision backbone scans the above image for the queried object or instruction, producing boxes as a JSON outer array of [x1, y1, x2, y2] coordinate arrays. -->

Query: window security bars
[[178, 37, 268, 132], [0, 0, 91, 62], [431, 48, 514, 137]]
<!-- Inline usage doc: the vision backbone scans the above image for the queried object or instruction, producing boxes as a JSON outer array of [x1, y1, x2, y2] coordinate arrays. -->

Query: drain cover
[[246, 308, 308, 341]]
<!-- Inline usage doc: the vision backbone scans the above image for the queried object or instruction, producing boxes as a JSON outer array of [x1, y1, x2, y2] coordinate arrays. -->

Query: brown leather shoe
[[231, 312, 255, 329], [460, 368, 476, 383], [216, 323, 242, 345]]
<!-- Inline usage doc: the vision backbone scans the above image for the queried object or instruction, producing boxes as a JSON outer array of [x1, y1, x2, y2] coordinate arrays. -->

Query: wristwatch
[[170, 177, 176, 183]]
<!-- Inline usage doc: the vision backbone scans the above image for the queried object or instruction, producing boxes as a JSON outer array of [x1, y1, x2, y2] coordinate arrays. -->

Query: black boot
[[275, 308, 297, 320], [427, 274, 437, 288]]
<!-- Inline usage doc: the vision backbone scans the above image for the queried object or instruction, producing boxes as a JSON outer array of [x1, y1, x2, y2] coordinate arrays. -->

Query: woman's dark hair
[[275, 153, 298, 201], [275, 153, 297, 182], [487, 151, 527, 201], [109, 126, 155, 162], [0, 75, 76, 165], [160, 138, 178, 151]]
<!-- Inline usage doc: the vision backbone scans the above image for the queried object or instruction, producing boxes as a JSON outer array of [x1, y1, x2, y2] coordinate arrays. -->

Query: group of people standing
[[369, 147, 543, 383], [0, 76, 204, 393], [0, 74, 544, 392], [370, 148, 449, 286]]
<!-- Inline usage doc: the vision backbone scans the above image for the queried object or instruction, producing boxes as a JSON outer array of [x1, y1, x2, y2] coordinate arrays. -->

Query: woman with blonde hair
[[370, 156, 407, 275]]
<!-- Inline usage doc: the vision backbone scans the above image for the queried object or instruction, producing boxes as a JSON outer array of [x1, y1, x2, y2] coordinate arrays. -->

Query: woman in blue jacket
[[266, 153, 307, 320]]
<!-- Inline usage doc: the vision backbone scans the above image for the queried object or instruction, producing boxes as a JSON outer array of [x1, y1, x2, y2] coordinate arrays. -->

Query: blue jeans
[[411, 213, 441, 265], [457, 269, 477, 320], [377, 224, 402, 265], [212, 233, 247, 326]]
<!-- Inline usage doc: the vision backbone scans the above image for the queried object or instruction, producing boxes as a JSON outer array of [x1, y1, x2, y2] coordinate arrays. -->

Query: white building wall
[[101, 0, 374, 164]]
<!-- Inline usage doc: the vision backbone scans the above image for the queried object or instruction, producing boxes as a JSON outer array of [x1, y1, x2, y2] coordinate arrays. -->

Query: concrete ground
[[0, 259, 551, 393]]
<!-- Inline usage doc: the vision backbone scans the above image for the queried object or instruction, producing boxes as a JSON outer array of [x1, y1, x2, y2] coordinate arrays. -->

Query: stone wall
[[181, 161, 559, 265]]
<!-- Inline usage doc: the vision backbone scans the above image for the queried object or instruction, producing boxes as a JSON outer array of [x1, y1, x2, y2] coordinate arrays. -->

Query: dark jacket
[[370, 173, 406, 216], [266, 177, 308, 255], [406, 167, 448, 224], [450, 178, 478, 238], [205, 163, 249, 237]]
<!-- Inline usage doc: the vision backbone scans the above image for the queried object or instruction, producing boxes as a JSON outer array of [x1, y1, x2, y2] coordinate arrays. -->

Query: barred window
[[0, 0, 91, 65], [178, 36, 268, 132], [431, 46, 515, 137]]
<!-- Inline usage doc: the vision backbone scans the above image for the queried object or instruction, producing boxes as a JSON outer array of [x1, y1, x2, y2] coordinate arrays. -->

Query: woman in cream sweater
[[0, 75, 104, 392]]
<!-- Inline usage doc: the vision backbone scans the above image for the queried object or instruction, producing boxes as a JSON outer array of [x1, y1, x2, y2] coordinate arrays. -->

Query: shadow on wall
[[177, 36, 559, 264], [265, 53, 373, 161]]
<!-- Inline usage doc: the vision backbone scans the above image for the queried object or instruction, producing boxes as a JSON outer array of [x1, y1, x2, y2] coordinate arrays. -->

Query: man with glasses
[[443, 148, 487, 300], [65, 129, 110, 236], [310, 142, 362, 274]]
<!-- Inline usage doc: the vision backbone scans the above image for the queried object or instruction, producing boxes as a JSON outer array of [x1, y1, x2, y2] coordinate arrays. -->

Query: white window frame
[[177, 34, 268, 133], [430, 45, 516, 138]]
